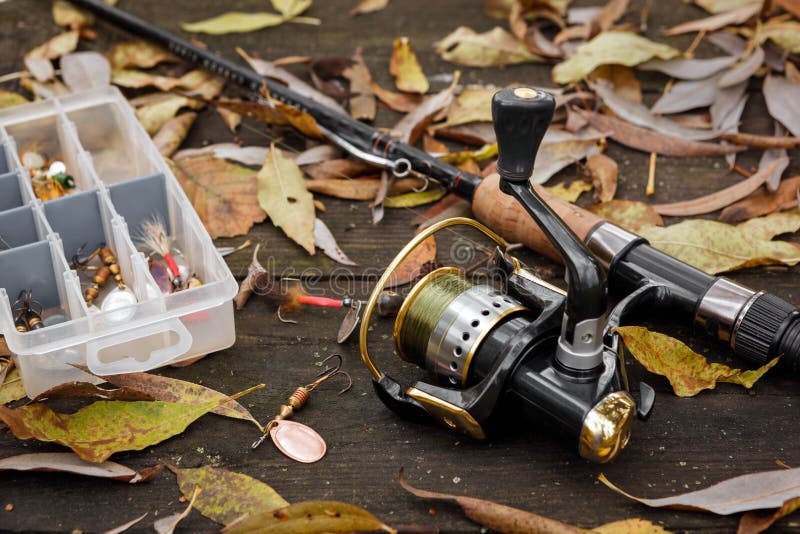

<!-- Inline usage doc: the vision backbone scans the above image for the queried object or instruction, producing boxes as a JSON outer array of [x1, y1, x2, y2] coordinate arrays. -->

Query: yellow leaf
[[135, 95, 194, 135], [553, 31, 679, 85], [615, 326, 779, 397], [271, 0, 312, 18], [588, 199, 663, 232], [384, 188, 447, 208], [436, 26, 544, 67], [593, 518, 672, 533], [0, 89, 29, 109], [52, 0, 94, 29], [222, 501, 394, 533], [257, 146, 316, 254], [440, 143, 497, 165], [638, 213, 800, 274], [437, 85, 497, 129], [758, 20, 800, 54], [181, 12, 287, 34], [107, 40, 178, 70], [545, 180, 592, 202], [390, 37, 429, 94], [169, 465, 289, 525]]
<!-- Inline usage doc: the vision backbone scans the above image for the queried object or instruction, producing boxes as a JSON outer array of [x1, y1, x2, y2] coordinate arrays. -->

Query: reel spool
[[359, 218, 636, 463]]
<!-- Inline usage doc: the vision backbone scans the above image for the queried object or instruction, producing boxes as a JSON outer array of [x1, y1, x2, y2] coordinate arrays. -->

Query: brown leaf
[[720, 132, 800, 149], [369, 81, 425, 113], [0, 368, 26, 406], [345, 47, 376, 121], [384, 188, 447, 208], [217, 107, 242, 132], [257, 145, 316, 254], [107, 40, 178, 69], [585, 154, 618, 203], [103, 512, 149, 534], [153, 112, 197, 157], [590, 65, 641, 103], [171, 155, 267, 238], [100, 372, 262, 430], [0, 453, 162, 483], [763, 75, 800, 139], [638, 56, 738, 80], [652, 158, 788, 216], [599, 465, 800, 515], [663, 2, 760, 35], [32, 382, 154, 403], [588, 199, 663, 232], [314, 219, 357, 265], [593, 518, 672, 534], [350, 0, 389, 15], [527, 129, 603, 184], [576, 109, 742, 157], [237, 47, 347, 115], [719, 175, 800, 223], [303, 158, 377, 180], [306, 176, 426, 200], [394, 73, 460, 143], [223, 501, 393, 533], [399, 468, 588, 534], [390, 37, 429, 94], [269, 96, 324, 139], [388, 236, 436, 287], [738, 496, 800, 534], [774, 0, 800, 17], [592, 81, 719, 140], [210, 97, 290, 128], [615, 326, 779, 397], [53, 1, 94, 30], [24, 30, 80, 82], [412, 193, 473, 228]]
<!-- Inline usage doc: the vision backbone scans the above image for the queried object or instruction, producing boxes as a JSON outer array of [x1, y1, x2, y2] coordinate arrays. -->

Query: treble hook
[[305, 354, 352, 395]]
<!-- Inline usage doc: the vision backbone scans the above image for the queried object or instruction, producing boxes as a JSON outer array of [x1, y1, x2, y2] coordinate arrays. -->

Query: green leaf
[[0, 387, 258, 462], [257, 145, 316, 254], [222, 500, 394, 533], [0, 89, 29, 109], [615, 326, 779, 397], [553, 31, 679, 84], [545, 180, 593, 203], [169, 465, 289, 525], [638, 213, 800, 275], [384, 188, 447, 208], [181, 12, 287, 34]]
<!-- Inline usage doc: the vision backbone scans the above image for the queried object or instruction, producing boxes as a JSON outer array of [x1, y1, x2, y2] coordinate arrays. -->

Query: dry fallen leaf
[[314, 218, 357, 265], [24, 30, 80, 82], [135, 95, 198, 135], [435, 26, 544, 67], [388, 235, 436, 287], [719, 175, 800, 223], [52, 0, 94, 30], [437, 85, 497, 129], [384, 188, 447, 208], [545, 180, 593, 202], [615, 326, 778, 397], [390, 37, 429, 94], [168, 465, 289, 525], [650, 74, 725, 115], [553, 31, 679, 84], [600, 465, 800, 514], [154, 485, 200, 534], [394, 73, 460, 143], [0, 89, 28, 109], [763, 75, 800, 139], [652, 158, 789, 216], [181, 3, 319, 35], [585, 153, 618, 203], [693, 0, 760, 13], [576, 109, 742, 157], [345, 46, 376, 121], [257, 145, 316, 255], [588, 199, 664, 232], [590, 64, 641, 103], [0, 368, 26, 406], [100, 372, 262, 430], [638, 213, 800, 274], [306, 176, 425, 200], [638, 56, 738, 80], [223, 501, 395, 533], [738, 496, 800, 534], [0, 453, 162, 483], [171, 154, 267, 238], [351, 0, 389, 15], [530, 130, 602, 184], [102, 513, 148, 534], [0, 390, 256, 463], [758, 20, 800, 54], [31, 381, 153, 403], [107, 40, 178, 70], [152, 112, 197, 157], [663, 2, 760, 35]]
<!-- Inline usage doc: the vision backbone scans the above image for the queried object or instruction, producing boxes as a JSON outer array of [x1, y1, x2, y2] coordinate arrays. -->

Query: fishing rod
[[75, 0, 800, 460]]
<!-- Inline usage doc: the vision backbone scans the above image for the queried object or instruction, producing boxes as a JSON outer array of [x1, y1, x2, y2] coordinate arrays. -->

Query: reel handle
[[492, 88, 606, 370]]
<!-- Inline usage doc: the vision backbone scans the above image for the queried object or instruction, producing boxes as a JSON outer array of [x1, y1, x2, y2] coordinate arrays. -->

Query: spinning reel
[[359, 88, 654, 463]]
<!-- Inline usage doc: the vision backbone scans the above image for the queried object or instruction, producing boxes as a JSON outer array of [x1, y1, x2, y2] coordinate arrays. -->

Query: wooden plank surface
[[1, 0, 799, 532]]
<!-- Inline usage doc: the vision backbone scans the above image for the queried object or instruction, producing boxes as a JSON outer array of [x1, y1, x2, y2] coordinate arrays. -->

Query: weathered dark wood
[[1, 0, 800, 532]]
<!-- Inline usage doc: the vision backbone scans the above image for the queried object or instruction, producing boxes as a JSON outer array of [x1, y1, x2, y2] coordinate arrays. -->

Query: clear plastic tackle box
[[0, 86, 239, 397]]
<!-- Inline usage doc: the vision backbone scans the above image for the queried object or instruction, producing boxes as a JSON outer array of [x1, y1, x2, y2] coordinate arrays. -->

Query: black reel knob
[[492, 88, 555, 183]]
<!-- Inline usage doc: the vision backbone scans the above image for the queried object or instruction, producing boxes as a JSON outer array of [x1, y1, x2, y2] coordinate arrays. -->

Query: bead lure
[[71, 244, 137, 312], [251, 355, 351, 463], [20, 148, 76, 201], [12, 289, 43, 332]]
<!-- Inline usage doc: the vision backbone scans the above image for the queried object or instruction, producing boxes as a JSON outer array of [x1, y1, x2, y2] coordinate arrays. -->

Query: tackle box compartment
[[0, 86, 238, 397]]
